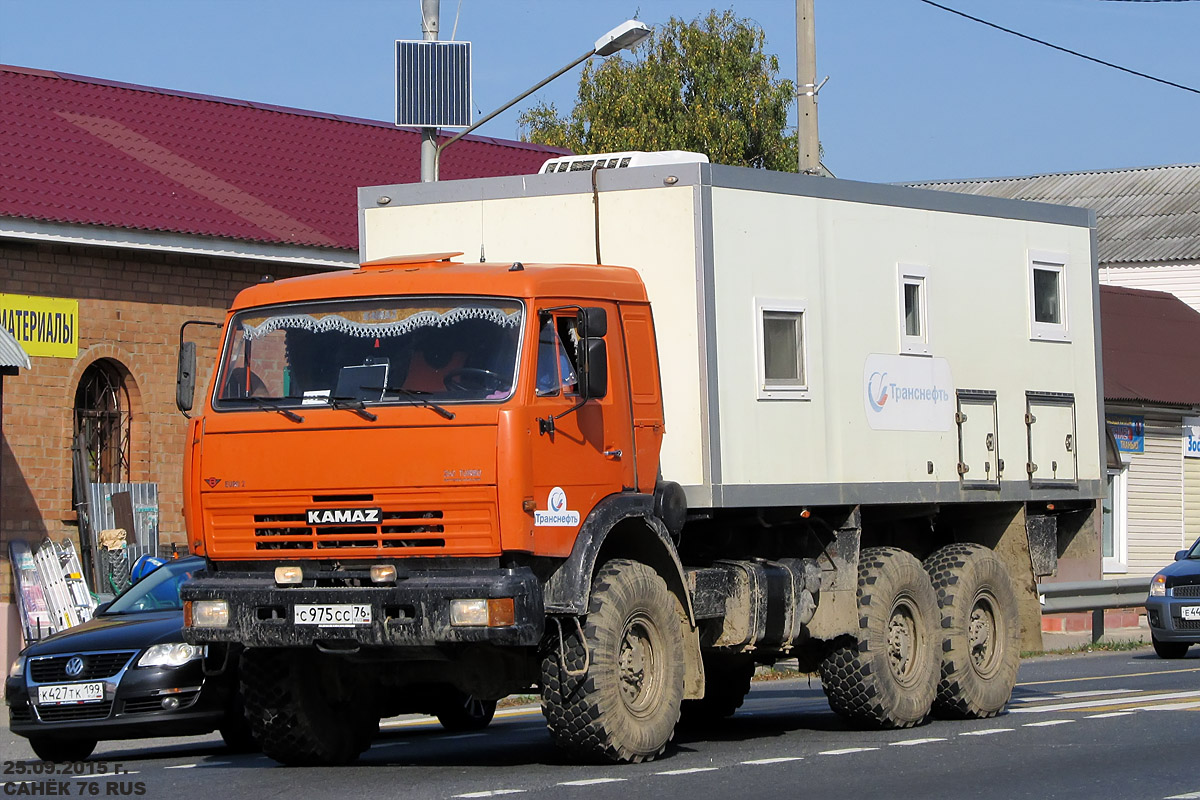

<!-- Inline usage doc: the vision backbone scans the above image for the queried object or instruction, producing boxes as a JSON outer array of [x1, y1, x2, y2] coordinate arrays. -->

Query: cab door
[[527, 303, 635, 557]]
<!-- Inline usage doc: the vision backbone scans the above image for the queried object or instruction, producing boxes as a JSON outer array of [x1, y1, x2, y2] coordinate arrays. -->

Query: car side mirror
[[176, 341, 197, 414], [581, 338, 608, 399], [1176, 550, 1189, 561], [94, 601, 112, 616], [577, 306, 607, 338]]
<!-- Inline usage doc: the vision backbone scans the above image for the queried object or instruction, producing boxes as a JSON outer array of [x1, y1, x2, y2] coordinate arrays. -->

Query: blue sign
[[1107, 414, 1145, 454]]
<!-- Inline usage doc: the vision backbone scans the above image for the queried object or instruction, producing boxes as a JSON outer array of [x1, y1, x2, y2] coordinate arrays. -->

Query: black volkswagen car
[[5, 557, 251, 761], [1145, 536, 1200, 659]]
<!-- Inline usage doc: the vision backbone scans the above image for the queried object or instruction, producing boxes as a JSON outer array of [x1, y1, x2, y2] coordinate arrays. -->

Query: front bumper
[[5, 657, 233, 742], [1145, 595, 1200, 643], [182, 566, 544, 648]]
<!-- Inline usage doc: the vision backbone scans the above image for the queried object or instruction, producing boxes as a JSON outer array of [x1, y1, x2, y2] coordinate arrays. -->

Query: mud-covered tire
[[240, 649, 371, 766], [679, 654, 755, 724], [1152, 636, 1191, 659], [819, 547, 939, 728], [540, 559, 686, 763], [436, 691, 498, 732], [29, 737, 96, 762], [924, 543, 1021, 719]]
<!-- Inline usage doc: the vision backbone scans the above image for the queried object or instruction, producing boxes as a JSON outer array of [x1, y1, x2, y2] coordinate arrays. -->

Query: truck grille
[[203, 488, 499, 558], [254, 509, 447, 550]]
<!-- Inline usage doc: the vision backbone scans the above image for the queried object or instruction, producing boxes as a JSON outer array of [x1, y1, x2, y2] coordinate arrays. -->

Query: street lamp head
[[594, 19, 651, 57]]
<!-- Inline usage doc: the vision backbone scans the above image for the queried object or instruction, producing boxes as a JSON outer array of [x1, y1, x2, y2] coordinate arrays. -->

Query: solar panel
[[395, 40, 472, 128]]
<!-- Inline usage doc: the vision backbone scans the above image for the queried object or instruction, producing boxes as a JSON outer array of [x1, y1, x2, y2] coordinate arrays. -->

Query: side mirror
[[94, 601, 112, 616], [581, 338, 608, 399], [1176, 550, 1189, 562], [577, 307, 608, 339], [176, 341, 197, 414]]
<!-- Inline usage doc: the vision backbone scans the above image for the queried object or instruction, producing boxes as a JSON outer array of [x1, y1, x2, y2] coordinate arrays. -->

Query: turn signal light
[[449, 598, 516, 627]]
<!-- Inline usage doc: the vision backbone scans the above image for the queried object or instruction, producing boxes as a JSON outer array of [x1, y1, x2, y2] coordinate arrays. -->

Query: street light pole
[[796, 0, 821, 175], [433, 19, 651, 182], [419, 0, 440, 183]]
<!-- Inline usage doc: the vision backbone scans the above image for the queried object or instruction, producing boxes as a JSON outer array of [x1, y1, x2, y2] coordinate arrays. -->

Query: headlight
[[138, 643, 204, 668], [189, 599, 230, 628], [9, 656, 25, 678], [1150, 574, 1167, 597]]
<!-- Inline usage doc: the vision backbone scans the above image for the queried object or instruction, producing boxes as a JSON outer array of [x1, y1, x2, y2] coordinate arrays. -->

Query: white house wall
[[1101, 261, 1200, 313], [1120, 412, 1186, 576]]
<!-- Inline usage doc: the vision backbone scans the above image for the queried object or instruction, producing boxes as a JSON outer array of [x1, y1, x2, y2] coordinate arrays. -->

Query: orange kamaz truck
[[180, 154, 1103, 767]]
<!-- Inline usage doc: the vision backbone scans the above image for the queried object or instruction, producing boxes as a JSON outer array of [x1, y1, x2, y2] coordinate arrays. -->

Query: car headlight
[[137, 643, 204, 668], [1150, 574, 1167, 597], [8, 656, 25, 678]]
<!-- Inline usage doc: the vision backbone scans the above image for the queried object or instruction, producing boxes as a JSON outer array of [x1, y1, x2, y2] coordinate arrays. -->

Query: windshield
[[1187, 538, 1200, 559], [106, 559, 202, 614], [213, 297, 523, 409]]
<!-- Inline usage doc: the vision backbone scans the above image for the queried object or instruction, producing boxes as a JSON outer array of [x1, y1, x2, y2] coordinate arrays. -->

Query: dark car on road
[[1146, 535, 1200, 658], [5, 557, 252, 761]]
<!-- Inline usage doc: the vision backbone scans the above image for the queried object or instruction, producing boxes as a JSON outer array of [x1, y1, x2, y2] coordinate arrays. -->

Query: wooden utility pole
[[420, 0, 440, 183], [796, 0, 821, 175]]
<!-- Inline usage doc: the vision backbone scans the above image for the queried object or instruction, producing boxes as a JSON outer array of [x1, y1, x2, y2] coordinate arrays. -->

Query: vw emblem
[[64, 656, 85, 678]]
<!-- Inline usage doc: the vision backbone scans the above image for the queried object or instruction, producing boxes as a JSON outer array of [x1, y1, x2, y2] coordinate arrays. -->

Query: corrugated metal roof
[[910, 164, 1200, 265], [0, 325, 31, 371], [0, 65, 569, 252], [1100, 285, 1200, 406]]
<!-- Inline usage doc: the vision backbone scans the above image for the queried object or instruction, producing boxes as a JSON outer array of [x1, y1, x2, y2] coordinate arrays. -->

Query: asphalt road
[[3, 647, 1197, 800]]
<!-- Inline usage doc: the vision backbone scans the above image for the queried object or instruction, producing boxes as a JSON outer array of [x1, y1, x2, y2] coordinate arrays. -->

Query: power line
[[916, 0, 1200, 95]]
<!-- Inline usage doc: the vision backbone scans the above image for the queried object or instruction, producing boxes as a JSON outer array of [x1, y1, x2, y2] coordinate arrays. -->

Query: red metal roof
[[1100, 285, 1200, 407], [0, 65, 568, 251]]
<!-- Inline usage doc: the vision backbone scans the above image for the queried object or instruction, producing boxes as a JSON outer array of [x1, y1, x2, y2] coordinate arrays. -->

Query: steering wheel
[[443, 367, 506, 393]]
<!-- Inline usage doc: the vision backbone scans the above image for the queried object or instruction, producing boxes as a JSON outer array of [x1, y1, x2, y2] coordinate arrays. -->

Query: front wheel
[[541, 559, 686, 763], [924, 543, 1021, 719], [819, 547, 939, 728], [29, 737, 96, 762], [1152, 636, 1191, 659]]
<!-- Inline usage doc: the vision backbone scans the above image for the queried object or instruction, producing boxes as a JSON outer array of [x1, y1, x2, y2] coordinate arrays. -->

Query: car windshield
[[1187, 538, 1200, 559], [213, 297, 523, 409], [105, 559, 202, 614]]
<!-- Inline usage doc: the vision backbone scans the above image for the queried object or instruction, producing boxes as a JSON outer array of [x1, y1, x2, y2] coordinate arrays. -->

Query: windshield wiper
[[242, 397, 304, 423], [363, 385, 456, 420], [319, 395, 378, 422]]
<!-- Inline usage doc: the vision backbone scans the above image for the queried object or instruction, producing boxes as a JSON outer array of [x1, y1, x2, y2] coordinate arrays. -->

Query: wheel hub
[[887, 601, 918, 683], [969, 594, 1000, 677], [619, 613, 660, 715]]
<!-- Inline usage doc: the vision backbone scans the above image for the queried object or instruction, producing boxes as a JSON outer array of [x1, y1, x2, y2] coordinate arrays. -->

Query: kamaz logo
[[306, 508, 382, 525]]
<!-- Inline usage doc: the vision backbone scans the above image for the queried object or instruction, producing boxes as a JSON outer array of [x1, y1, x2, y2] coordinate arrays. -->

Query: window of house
[[898, 264, 930, 356], [1029, 251, 1069, 341], [755, 299, 808, 400], [73, 359, 131, 506], [1102, 463, 1129, 574]]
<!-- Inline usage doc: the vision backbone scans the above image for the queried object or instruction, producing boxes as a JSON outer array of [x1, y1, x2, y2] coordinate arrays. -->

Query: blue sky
[[2, 0, 1197, 183]]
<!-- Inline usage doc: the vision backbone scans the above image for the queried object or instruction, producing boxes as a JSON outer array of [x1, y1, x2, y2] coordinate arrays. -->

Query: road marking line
[[741, 757, 804, 765], [1138, 701, 1200, 711], [819, 747, 878, 755], [1022, 720, 1075, 727], [165, 764, 198, 769], [889, 738, 946, 746], [1165, 792, 1200, 799], [444, 732, 489, 740], [959, 728, 1013, 736], [1085, 711, 1137, 719], [558, 778, 628, 786], [656, 767, 720, 776], [1012, 689, 1136, 703], [453, 791, 527, 798], [1017, 666, 1200, 687], [1009, 690, 1200, 714]]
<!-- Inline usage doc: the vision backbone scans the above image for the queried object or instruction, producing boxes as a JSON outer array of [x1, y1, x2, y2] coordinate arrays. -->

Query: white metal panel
[[1124, 414, 1185, 576], [707, 187, 1100, 491], [1100, 262, 1200, 314]]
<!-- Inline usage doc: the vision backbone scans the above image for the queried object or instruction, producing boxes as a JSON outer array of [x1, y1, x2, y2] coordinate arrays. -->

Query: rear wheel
[[819, 547, 939, 728], [924, 543, 1021, 718], [436, 691, 498, 732], [541, 559, 686, 763], [1152, 636, 1191, 659], [29, 737, 96, 762], [240, 649, 372, 766]]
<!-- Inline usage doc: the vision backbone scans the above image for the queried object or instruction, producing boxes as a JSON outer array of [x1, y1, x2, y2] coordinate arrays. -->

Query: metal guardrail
[[1037, 577, 1149, 643]]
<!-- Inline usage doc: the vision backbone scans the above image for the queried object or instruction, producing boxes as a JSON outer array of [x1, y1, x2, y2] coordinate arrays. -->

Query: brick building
[[0, 64, 566, 659]]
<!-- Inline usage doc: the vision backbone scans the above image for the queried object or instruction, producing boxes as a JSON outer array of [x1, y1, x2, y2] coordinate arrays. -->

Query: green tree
[[519, 9, 797, 170]]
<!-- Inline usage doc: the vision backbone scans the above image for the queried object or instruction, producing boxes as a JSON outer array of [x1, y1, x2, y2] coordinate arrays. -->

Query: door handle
[[603, 449, 623, 459]]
